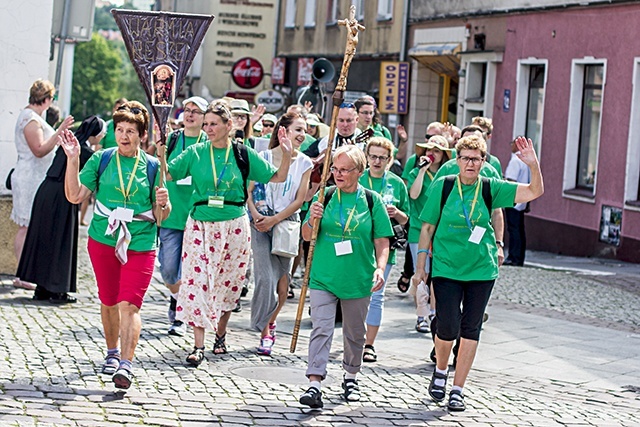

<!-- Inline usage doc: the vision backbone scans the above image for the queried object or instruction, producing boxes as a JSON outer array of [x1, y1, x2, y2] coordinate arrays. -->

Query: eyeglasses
[[183, 108, 204, 116], [117, 105, 143, 115], [359, 111, 374, 116], [368, 154, 389, 162], [458, 156, 484, 165], [339, 102, 355, 109], [262, 122, 275, 128], [330, 166, 358, 175]]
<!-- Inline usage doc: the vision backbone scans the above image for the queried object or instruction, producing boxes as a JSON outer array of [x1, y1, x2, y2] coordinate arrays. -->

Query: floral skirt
[[176, 215, 251, 331]]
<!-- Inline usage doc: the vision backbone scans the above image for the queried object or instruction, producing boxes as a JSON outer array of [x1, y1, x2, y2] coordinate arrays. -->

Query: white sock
[[344, 372, 357, 380], [434, 367, 448, 387], [309, 380, 321, 391], [451, 385, 463, 395], [171, 292, 179, 300]]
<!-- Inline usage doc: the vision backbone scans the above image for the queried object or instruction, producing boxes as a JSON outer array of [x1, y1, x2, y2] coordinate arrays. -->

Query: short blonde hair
[[333, 145, 367, 173], [29, 79, 55, 105], [455, 134, 487, 157], [472, 116, 493, 135], [365, 136, 394, 158]]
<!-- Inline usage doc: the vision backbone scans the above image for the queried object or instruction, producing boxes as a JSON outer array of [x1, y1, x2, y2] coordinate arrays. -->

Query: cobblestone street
[[1, 228, 639, 426]]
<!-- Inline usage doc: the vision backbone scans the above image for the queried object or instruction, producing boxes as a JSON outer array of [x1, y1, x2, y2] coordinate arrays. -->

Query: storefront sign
[[297, 58, 314, 86], [379, 61, 410, 114], [231, 57, 264, 89], [271, 57, 285, 85], [255, 89, 286, 112]]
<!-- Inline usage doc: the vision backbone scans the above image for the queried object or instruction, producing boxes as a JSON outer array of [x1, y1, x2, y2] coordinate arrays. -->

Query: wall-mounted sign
[[599, 205, 622, 247], [271, 57, 285, 85], [297, 58, 314, 86], [231, 57, 264, 89], [379, 61, 410, 114], [503, 89, 511, 112], [256, 89, 286, 113]]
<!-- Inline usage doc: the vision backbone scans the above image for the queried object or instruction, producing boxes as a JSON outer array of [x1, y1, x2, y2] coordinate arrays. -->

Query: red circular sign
[[231, 57, 264, 89]]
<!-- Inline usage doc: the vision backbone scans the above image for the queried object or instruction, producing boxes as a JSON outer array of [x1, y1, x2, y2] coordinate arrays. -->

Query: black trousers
[[505, 208, 526, 266]]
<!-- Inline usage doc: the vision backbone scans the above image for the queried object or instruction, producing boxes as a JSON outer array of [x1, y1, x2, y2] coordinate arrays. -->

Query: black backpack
[[434, 175, 492, 232], [323, 186, 374, 215], [96, 148, 159, 194]]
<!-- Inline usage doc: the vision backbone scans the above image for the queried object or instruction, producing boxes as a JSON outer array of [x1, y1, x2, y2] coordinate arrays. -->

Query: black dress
[[16, 144, 93, 297]]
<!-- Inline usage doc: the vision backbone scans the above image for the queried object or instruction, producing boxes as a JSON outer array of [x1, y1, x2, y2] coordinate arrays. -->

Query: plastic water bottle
[[253, 182, 270, 215], [382, 183, 395, 205]]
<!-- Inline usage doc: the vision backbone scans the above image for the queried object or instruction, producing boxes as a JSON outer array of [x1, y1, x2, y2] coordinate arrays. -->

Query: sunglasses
[[117, 105, 144, 115], [262, 122, 275, 128], [209, 103, 231, 116]]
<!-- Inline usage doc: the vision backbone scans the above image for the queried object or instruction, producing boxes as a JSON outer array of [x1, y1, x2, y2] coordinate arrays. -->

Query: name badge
[[208, 196, 224, 208], [334, 240, 353, 256], [176, 176, 192, 186], [114, 207, 134, 222], [468, 226, 486, 244]]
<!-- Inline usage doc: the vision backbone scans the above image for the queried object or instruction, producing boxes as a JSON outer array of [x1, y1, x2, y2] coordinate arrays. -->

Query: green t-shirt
[[299, 133, 317, 152], [101, 120, 117, 149], [358, 170, 409, 265], [168, 141, 277, 222], [307, 185, 394, 299], [80, 149, 159, 251], [401, 154, 417, 181], [162, 130, 207, 230], [370, 123, 392, 140], [419, 176, 518, 281], [433, 158, 501, 182], [406, 167, 438, 243], [487, 153, 503, 179]]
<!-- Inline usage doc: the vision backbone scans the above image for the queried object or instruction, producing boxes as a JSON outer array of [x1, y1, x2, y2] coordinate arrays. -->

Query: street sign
[[255, 89, 286, 113], [232, 57, 264, 89], [52, 0, 94, 41]]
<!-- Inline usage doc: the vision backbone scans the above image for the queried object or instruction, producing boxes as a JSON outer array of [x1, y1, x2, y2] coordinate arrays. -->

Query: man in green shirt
[[158, 96, 208, 336]]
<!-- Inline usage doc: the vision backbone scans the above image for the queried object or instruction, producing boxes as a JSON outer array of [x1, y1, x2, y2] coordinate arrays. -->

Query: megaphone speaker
[[312, 58, 336, 83]]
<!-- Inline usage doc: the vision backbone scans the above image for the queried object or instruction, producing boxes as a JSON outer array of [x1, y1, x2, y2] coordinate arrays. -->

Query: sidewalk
[[0, 237, 639, 426]]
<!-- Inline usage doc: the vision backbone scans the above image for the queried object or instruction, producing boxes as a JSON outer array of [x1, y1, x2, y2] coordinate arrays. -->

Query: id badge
[[176, 176, 192, 186], [334, 240, 353, 256], [114, 207, 134, 222], [208, 196, 224, 208], [468, 226, 486, 244]]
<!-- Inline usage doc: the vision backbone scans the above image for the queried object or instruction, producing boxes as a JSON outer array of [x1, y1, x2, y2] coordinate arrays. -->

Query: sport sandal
[[362, 344, 377, 363], [299, 386, 323, 408], [342, 378, 361, 402], [101, 354, 120, 375], [112, 368, 133, 390], [186, 347, 205, 367], [428, 370, 448, 402], [448, 389, 466, 411]]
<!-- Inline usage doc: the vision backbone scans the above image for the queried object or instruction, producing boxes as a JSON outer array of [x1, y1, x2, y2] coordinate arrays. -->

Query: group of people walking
[[9, 80, 544, 412]]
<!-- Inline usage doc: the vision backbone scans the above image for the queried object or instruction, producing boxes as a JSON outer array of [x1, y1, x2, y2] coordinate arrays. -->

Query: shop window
[[327, 0, 338, 24], [624, 58, 640, 207], [352, 0, 365, 21], [305, 0, 316, 27], [285, 0, 297, 28], [377, 0, 393, 21], [514, 60, 547, 156]]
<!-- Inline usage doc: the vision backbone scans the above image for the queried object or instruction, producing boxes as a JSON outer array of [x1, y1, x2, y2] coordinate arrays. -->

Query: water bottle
[[382, 183, 395, 205], [253, 182, 270, 215]]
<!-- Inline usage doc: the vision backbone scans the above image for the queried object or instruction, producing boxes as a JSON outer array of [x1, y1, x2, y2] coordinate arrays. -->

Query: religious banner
[[112, 9, 214, 142]]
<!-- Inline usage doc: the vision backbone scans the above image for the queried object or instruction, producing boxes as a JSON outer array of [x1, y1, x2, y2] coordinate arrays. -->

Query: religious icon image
[[151, 64, 176, 107]]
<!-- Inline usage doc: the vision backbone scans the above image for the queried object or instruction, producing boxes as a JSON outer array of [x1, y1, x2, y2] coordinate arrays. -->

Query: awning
[[408, 43, 461, 79]]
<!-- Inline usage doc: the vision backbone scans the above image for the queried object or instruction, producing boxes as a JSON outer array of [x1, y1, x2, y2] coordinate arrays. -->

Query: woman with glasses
[[413, 134, 544, 412], [247, 112, 312, 356], [299, 145, 393, 409], [10, 79, 74, 290], [229, 99, 255, 147], [358, 137, 409, 363], [61, 101, 170, 390], [167, 102, 292, 367]]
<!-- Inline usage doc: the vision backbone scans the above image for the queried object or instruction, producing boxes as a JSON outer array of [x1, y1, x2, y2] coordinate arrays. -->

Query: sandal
[[342, 378, 361, 402], [428, 370, 448, 402], [397, 274, 410, 293], [101, 354, 120, 375], [448, 389, 466, 411], [186, 347, 205, 367], [287, 287, 295, 299], [213, 333, 227, 355], [362, 344, 377, 363]]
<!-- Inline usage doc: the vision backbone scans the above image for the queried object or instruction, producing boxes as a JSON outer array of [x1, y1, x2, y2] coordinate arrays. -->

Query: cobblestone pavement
[[1, 229, 639, 426]]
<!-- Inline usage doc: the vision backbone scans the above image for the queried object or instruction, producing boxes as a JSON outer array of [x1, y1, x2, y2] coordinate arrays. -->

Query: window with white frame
[[377, 0, 393, 21], [624, 58, 640, 205], [563, 59, 606, 198], [513, 60, 548, 156], [327, 0, 338, 24], [305, 0, 316, 27], [285, 0, 297, 28], [352, 0, 365, 21]]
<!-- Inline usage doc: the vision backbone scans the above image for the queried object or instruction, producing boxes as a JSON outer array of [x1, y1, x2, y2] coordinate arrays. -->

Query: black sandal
[[397, 274, 410, 293], [186, 347, 205, 367], [213, 333, 227, 355], [362, 344, 377, 363]]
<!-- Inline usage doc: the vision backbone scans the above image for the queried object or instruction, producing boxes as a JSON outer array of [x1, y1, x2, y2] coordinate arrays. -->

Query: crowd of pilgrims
[[10, 80, 544, 412]]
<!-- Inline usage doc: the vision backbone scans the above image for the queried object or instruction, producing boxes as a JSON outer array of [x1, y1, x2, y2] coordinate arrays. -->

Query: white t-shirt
[[505, 153, 530, 211], [262, 150, 313, 214], [316, 128, 365, 153]]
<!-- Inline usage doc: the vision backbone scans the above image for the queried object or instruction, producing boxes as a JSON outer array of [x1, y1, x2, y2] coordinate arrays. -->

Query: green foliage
[[71, 33, 122, 118], [112, 41, 148, 106]]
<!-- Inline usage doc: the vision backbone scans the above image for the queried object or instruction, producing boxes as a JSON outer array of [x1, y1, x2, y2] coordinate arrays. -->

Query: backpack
[[166, 130, 181, 158], [96, 147, 159, 193], [434, 175, 492, 233], [323, 186, 374, 215]]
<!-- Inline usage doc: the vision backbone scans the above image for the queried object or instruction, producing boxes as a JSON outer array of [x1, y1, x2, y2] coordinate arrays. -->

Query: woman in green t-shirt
[[167, 102, 292, 367], [358, 137, 409, 364], [298, 145, 393, 409], [413, 135, 544, 412], [61, 101, 170, 390]]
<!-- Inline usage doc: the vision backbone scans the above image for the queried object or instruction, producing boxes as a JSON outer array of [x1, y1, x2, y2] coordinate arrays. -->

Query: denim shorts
[[158, 227, 184, 285]]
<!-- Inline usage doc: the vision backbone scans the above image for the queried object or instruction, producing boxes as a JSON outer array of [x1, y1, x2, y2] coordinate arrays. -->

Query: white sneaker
[[168, 320, 186, 336]]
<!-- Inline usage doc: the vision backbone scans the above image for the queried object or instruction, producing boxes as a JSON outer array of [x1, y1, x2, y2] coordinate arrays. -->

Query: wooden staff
[[153, 125, 168, 226], [290, 5, 365, 353]]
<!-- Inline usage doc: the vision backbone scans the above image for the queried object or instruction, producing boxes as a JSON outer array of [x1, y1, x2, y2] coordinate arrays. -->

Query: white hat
[[229, 99, 253, 115], [262, 113, 278, 124], [182, 96, 208, 113], [306, 113, 322, 126]]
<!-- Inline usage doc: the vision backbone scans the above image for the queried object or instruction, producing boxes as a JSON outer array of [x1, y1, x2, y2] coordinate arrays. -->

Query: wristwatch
[[496, 240, 504, 248]]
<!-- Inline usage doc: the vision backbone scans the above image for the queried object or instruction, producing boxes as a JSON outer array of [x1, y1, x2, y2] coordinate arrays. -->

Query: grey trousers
[[306, 289, 371, 379]]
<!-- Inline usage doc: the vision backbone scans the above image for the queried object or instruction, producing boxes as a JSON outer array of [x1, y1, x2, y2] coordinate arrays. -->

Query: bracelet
[[306, 221, 314, 229], [417, 249, 430, 255]]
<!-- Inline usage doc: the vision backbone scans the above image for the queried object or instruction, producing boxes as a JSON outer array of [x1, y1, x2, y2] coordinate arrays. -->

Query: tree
[[71, 33, 122, 119]]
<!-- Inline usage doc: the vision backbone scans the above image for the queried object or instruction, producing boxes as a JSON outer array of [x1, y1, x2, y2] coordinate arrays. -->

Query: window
[[513, 60, 547, 157], [563, 59, 606, 199], [624, 58, 640, 206], [327, 0, 338, 24], [285, 0, 297, 29], [305, 0, 316, 27], [352, 0, 364, 21], [576, 65, 604, 190], [377, 0, 393, 21]]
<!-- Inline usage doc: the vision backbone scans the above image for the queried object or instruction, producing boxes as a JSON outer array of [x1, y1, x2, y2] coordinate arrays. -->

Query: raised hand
[[514, 136, 539, 167], [58, 129, 80, 159], [250, 104, 266, 126], [278, 126, 293, 154], [397, 124, 408, 141], [303, 101, 314, 113], [57, 116, 75, 133]]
